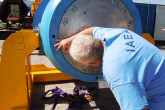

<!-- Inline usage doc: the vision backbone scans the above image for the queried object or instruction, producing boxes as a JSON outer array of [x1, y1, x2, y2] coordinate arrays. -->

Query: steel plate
[[59, 0, 135, 75], [39, 0, 142, 82]]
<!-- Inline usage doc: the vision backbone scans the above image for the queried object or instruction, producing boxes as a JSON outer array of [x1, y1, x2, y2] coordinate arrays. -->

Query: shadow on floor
[[31, 80, 120, 110]]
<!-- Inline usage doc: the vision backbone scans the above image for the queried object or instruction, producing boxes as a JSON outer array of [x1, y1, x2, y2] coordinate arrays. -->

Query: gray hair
[[69, 34, 103, 64]]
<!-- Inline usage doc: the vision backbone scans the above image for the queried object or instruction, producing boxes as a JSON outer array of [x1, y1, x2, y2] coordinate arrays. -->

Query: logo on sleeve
[[123, 34, 135, 52]]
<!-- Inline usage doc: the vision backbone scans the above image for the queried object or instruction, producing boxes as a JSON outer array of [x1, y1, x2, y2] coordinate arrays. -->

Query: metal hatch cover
[[38, 0, 142, 82], [59, 0, 135, 75]]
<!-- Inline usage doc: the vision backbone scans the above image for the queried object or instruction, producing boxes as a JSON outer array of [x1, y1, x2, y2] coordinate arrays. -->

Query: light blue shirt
[[93, 27, 165, 110]]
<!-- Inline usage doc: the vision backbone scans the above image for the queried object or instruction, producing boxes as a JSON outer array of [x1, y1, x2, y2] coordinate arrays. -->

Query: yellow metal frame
[[0, 30, 74, 110], [29, 64, 75, 83]]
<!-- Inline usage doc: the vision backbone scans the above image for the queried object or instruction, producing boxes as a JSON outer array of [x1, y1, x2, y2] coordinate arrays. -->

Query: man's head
[[69, 34, 104, 66]]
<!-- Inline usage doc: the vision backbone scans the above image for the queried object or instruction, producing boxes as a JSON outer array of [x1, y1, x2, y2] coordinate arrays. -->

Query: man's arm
[[77, 27, 97, 36], [54, 27, 98, 52]]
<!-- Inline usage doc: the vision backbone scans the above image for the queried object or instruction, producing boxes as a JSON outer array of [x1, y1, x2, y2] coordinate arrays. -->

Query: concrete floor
[[0, 40, 165, 110], [31, 80, 120, 110]]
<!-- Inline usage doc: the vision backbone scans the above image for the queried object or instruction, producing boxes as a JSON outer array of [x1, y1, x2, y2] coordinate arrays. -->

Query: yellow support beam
[[0, 29, 75, 109], [0, 30, 155, 110], [29, 64, 75, 82], [0, 30, 39, 110]]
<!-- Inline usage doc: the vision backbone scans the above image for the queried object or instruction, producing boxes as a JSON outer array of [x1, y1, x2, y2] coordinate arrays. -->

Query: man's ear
[[102, 41, 105, 47], [88, 61, 100, 67], [88, 62, 97, 66]]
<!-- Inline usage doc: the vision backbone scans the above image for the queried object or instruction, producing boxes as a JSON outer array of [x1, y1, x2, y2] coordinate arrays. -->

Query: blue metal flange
[[122, 0, 142, 35], [38, 0, 142, 82]]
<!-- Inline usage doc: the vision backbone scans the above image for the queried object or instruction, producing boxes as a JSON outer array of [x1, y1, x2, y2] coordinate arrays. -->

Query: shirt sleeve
[[93, 27, 126, 43], [93, 27, 112, 41], [111, 82, 148, 110]]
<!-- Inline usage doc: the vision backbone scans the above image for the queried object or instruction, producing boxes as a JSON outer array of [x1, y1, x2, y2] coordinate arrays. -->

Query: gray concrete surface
[[30, 50, 55, 68], [0, 40, 165, 110]]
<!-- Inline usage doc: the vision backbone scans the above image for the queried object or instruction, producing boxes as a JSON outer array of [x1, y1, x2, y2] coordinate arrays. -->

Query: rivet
[[62, 18, 68, 25], [70, 5, 77, 12], [83, 0, 89, 3], [122, 7, 127, 14], [59, 33, 65, 39], [112, 0, 116, 4]]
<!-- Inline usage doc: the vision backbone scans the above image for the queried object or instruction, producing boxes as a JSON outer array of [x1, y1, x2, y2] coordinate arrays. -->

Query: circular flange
[[40, 0, 142, 82], [59, 0, 136, 75]]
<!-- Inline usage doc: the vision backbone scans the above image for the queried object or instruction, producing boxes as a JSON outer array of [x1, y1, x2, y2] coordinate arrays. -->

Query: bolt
[[122, 7, 127, 14], [59, 33, 65, 39], [70, 5, 77, 12], [112, 0, 116, 4], [83, 0, 89, 3], [62, 18, 68, 25]]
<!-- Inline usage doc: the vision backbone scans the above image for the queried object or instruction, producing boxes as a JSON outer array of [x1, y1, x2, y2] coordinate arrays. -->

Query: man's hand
[[54, 37, 72, 53], [54, 27, 97, 52]]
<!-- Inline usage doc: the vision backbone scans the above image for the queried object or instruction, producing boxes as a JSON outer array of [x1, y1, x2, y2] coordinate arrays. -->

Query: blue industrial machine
[[33, 0, 142, 82]]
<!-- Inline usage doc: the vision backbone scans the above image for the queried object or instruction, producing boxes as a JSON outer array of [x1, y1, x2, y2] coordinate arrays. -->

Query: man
[[55, 27, 165, 110]]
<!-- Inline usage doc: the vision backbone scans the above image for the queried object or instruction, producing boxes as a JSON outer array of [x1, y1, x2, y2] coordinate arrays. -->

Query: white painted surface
[[23, 0, 35, 9], [133, 0, 165, 5], [154, 5, 165, 40]]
